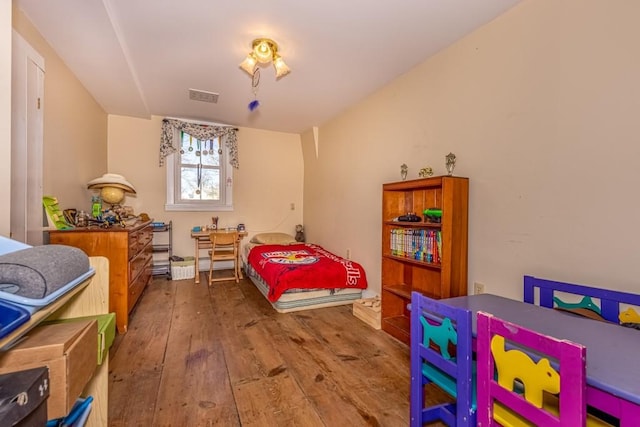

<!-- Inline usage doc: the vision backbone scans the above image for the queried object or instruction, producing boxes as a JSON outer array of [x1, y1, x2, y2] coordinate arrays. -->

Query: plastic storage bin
[[0, 300, 30, 339], [171, 256, 195, 280], [0, 270, 95, 314]]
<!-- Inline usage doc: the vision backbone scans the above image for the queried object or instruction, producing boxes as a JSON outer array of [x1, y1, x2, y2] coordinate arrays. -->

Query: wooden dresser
[[49, 219, 153, 334]]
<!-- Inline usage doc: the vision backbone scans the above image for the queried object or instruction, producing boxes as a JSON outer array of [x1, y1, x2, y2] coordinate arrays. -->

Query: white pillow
[[250, 232, 297, 245]]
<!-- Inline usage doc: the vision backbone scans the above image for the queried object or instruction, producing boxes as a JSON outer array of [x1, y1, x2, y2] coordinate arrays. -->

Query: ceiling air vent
[[188, 89, 219, 103]]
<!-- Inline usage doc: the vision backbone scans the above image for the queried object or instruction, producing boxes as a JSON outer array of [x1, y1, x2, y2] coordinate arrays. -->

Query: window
[[165, 129, 233, 211]]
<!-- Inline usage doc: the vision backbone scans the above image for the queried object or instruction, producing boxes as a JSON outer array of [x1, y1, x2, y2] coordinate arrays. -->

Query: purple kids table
[[442, 293, 640, 426]]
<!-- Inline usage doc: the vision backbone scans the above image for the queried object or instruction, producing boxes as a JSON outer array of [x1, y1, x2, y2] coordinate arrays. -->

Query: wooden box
[[353, 297, 381, 330], [0, 320, 97, 419], [45, 313, 116, 365]]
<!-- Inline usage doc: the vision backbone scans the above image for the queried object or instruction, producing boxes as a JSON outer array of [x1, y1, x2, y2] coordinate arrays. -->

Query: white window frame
[[165, 125, 233, 212]]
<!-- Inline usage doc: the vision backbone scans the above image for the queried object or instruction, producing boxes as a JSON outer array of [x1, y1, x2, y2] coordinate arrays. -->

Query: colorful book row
[[390, 228, 441, 263]]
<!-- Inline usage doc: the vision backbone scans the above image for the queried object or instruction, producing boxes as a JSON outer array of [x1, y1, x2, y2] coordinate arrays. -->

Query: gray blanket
[[0, 245, 90, 299]]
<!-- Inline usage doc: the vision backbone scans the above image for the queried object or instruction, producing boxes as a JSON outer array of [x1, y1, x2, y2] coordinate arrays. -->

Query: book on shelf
[[389, 228, 440, 264]]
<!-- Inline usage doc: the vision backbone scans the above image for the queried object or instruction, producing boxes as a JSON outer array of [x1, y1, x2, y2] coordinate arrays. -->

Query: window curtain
[[159, 118, 239, 168]]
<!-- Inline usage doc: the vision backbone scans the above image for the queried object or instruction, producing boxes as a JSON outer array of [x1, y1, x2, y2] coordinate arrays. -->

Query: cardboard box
[[353, 297, 381, 330], [45, 313, 116, 365], [0, 320, 97, 419]]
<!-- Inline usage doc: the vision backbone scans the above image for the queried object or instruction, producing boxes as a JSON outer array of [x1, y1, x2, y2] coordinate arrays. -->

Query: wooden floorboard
[[109, 274, 450, 426], [108, 277, 175, 426]]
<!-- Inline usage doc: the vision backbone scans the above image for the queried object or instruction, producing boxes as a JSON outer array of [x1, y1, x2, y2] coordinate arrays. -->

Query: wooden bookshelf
[[381, 176, 469, 344]]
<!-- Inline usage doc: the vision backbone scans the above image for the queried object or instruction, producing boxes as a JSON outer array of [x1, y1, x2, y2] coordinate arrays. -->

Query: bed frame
[[244, 263, 362, 313]]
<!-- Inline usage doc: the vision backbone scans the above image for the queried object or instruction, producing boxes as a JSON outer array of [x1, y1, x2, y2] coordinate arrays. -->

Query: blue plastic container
[[0, 269, 95, 315], [0, 299, 30, 339]]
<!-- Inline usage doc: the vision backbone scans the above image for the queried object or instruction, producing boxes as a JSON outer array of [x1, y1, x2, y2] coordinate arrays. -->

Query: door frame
[[11, 30, 45, 244]]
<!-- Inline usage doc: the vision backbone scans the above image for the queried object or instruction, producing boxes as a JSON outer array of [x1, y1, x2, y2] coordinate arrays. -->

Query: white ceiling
[[17, 0, 522, 134]]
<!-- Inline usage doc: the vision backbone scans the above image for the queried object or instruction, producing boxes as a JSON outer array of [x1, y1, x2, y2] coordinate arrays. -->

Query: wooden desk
[[190, 229, 248, 284], [441, 294, 640, 424]]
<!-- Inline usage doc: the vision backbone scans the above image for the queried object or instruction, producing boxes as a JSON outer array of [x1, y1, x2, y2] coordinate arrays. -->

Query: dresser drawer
[[128, 226, 153, 258], [128, 231, 139, 258], [136, 226, 153, 252], [129, 247, 152, 282], [128, 260, 152, 312]]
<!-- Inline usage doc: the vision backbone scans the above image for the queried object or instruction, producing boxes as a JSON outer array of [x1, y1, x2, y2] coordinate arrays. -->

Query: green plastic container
[[44, 313, 116, 365]]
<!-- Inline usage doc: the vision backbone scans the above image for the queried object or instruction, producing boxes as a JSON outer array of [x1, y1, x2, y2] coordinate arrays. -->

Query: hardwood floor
[[108, 274, 450, 426]]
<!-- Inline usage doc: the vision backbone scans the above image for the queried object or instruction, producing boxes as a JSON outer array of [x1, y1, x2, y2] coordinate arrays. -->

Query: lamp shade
[[239, 54, 257, 75], [87, 173, 136, 194], [273, 55, 290, 79]]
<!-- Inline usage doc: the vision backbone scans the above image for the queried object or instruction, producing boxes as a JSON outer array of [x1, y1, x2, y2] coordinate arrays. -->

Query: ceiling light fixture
[[239, 38, 290, 79]]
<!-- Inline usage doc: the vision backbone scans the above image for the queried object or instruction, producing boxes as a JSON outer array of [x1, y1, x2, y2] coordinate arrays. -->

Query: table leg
[[194, 237, 200, 284]]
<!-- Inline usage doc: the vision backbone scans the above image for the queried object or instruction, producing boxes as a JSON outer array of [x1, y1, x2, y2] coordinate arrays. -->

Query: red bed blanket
[[247, 243, 368, 302]]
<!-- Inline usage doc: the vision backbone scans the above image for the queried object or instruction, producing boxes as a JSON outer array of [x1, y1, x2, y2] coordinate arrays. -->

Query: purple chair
[[524, 275, 640, 324], [476, 311, 613, 426], [410, 291, 475, 426]]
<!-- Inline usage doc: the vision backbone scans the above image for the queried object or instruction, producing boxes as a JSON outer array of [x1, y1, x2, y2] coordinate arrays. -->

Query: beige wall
[[6, 0, 639, 301], [107, 115, 303, 259], [12, 5, 107, 213], [305, 0, 640, 299], [0, 0, 11, 235]]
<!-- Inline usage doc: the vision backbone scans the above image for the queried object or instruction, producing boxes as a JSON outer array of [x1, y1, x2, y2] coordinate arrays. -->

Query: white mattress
[[244, 260, 362, 313]]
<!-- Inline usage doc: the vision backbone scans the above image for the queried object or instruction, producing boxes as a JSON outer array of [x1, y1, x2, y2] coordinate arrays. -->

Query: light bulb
[[254, 40, 273, 63]]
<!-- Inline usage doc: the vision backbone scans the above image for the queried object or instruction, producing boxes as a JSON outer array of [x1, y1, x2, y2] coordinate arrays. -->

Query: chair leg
[[208, 259, 213, 286]]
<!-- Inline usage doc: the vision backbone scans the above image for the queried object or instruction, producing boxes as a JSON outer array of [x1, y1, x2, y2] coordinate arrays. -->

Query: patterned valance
[[159, 118, 239, 168]]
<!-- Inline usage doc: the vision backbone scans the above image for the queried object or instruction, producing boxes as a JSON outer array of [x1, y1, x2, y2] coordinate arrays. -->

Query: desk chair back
[[476, 311, 589, 426], [410, 291, 475, 426], [208, 231, 240, 285], [524, 275, 640, 325]]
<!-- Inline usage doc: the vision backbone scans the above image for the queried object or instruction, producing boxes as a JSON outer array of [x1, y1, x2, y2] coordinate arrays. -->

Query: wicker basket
[[171, 257, 195, 280]]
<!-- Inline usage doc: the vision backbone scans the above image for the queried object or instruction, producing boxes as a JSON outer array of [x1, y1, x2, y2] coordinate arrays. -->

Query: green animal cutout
[[490, 335, 560, 408], [420, 316, 457, 360]]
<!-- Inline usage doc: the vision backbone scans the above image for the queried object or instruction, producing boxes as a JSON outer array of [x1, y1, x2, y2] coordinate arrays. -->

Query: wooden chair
[[410, 291, 475, 426], [524, 275, 640, 324], [207, 231, 240, 285], [476, 311, 613, 426]]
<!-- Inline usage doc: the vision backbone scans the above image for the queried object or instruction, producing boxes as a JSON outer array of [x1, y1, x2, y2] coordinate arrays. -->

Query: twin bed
[[242, 233, 368, 313]]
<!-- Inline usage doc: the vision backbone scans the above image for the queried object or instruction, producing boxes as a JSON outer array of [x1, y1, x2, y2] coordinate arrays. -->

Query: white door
[[11, 31, 44, 245]]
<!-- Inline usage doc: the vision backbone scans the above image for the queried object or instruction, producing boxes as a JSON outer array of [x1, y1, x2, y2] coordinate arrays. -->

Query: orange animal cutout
[[490, 335, 560, 408], [619, 307, 640, 324]]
